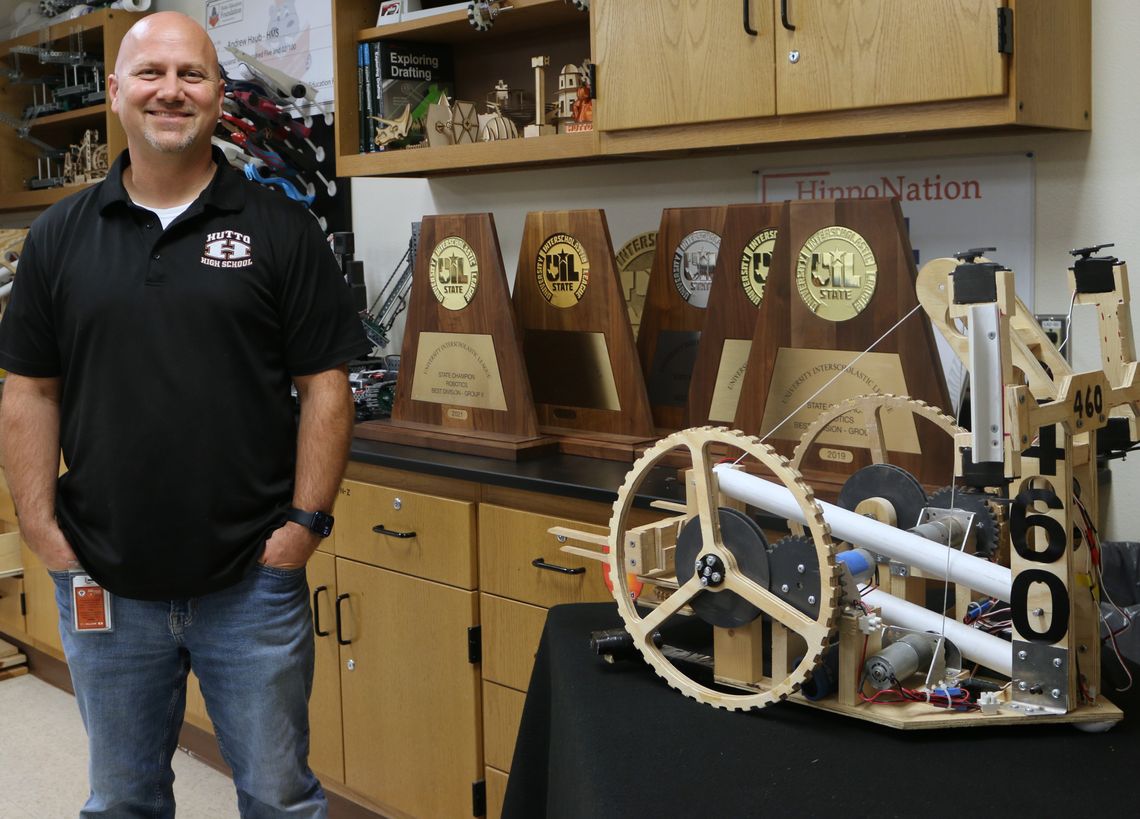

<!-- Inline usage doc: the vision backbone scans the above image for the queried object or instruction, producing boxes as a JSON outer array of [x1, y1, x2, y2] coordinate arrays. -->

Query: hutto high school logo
[[536, 233, 589, 308], [795, 226, 877, 322], [672, 230, 721, 309], [429, 236, 480, 311], [200, 230, 253, 268]]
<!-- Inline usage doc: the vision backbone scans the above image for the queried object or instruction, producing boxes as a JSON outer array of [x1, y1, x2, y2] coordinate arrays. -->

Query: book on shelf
[[358, 40, 454, 152]]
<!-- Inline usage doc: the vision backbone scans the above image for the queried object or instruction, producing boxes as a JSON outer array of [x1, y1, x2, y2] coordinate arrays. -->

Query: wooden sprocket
[[792, 394, 962, 474], [609, 427, 839, 710]]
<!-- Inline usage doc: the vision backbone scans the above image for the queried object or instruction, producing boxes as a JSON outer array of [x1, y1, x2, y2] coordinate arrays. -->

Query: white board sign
[[756, 154, 1036, 309], [757, 154, 1036, 410], [203, 0, 334, 116]]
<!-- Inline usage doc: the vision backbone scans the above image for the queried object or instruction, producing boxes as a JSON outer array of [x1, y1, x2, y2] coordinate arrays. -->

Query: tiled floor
[[0, 673, 240, 818]]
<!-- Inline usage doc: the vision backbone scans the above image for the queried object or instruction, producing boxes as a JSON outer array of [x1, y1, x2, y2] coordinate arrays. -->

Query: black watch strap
[[287, 507, 334, 538]]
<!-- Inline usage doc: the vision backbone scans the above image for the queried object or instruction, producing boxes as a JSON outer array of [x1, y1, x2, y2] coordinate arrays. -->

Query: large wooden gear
[[792, 394, 962, 477], [608, 427, 839, 710]]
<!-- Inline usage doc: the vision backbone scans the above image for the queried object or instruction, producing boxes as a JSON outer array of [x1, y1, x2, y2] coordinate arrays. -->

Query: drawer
[[0, 575, 25, 637], [478, 504, 614, 608], [481, 593, 547, 692], [336, 478, 476, 588], [485, 766, 509, 819], [482, 681, 526, 772]]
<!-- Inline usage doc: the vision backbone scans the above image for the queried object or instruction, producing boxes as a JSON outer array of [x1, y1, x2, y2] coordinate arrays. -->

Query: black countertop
[[350, 437, 689, 510]]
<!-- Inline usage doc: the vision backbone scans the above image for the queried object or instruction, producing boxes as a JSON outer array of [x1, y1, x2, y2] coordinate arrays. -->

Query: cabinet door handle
[[743, 0, 758, 36], [312, 585, 330, 637], [335, 593, 352, 645], [781, 0, 796, 31], [532, 557, 586, 575], [372, 524, 417, 538]]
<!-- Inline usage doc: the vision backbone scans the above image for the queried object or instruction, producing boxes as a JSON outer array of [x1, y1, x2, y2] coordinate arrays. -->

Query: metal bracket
[[997, 7, 1013, 54], [1010, 641, 1070, 714]]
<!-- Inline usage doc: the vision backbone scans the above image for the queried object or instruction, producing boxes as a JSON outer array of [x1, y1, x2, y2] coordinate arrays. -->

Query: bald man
[[0, 12, 368, 817]]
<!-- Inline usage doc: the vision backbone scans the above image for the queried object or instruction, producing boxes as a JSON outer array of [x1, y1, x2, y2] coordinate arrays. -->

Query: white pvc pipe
[[712, 465, 1012, 601], [862, 587, 1012, 677]]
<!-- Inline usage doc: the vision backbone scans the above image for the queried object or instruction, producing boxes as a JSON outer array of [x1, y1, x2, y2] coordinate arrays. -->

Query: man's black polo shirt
[[0, 150, 370, 600]]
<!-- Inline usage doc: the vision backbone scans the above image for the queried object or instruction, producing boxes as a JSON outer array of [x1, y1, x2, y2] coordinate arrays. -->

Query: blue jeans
[[52, 563, 327, 819]]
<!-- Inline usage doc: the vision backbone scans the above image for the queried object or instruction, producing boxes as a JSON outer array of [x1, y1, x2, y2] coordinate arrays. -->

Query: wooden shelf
[[27, 103, 106, 129], [338, 131, 597, 177], [359, 0, 587, 44], [0, 182, 95, 214]]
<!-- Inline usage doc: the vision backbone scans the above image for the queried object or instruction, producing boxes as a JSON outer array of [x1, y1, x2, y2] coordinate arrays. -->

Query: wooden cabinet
[[19, 542, 62, 657], [0, 8, 141, 214], [337, 558, 482, 818], [0, 574, 24, 637], [331, 0, 1088, 177], [773, 0, 1006, 116], [306, 550, 345, 784], [592, 0, 776, 130]]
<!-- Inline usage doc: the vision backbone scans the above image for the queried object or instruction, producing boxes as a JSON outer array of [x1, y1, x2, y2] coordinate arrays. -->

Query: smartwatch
[[286, 507, 335, 538]]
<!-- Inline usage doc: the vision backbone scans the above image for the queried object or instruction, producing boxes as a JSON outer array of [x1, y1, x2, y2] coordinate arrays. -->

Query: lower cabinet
[[336, 557, 483, 818], [20, 543, 62, 657], [307, 549, 345, 784]]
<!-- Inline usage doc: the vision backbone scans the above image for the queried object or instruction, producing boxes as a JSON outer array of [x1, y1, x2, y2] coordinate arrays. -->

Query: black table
[[503, 603, 1138, 819]]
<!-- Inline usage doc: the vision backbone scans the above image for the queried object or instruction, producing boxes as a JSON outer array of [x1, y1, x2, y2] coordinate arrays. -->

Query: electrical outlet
[[1036, 314, 1071, 362]]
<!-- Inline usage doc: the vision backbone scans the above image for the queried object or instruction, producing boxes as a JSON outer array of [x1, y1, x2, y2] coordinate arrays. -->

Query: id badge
[[71, 573, 113, 633]]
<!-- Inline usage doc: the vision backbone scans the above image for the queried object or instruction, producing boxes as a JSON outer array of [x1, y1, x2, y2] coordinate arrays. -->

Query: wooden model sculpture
[[556, 246, 1132, 730]]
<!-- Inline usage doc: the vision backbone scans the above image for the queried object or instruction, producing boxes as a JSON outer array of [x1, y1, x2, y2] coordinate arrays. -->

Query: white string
[[737, 303, 924, 466], [1056, 289, 1078, 355]]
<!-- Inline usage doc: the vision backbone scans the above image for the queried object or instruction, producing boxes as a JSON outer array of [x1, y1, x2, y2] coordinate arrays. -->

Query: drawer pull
[[335, 593, 352, 646], [780, 0, 795, 31], [312, 585, 330, 637], [532, 557, 585, 575], [743, 0, 758, 36], [372, 524, 416, 538]]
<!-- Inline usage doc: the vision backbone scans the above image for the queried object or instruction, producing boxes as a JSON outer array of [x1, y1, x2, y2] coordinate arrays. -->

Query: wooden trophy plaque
[[733, 198, 953, 491], [637, 206, 729, 431], [687, 203, 786, 427], [512, 209, 655, 461], [356, 213, 555, 460]]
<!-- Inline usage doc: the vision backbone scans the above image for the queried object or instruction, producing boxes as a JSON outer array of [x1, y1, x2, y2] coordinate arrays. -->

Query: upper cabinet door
[[775, 0, 1008, 115], [593, 0, 777, 131]]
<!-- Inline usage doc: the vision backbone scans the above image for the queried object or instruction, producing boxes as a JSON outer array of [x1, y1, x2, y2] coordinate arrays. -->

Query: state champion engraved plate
[[795, 226, 877, 321], [740, 228, 778, 307], [536, 233, 590, 308], [429, 236, 479, 311], [672, 229, 720, 309]]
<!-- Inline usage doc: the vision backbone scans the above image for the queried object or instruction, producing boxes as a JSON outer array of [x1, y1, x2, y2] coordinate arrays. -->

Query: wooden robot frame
[[556, 249, 1132, 729]]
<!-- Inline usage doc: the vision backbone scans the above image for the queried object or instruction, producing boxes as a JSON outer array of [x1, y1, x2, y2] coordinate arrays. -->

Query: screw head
[[346, 659, 356, 671], [780, 584, 790, 593], [700, 576, 709, 587], [807, 595, 817, 605], [711, 572, 723, 584], [1018, 650, 1028, 660], [789, 50, 800, 63], [1032, 608, 1045, 616], [987, 331, 997, 340], [1051, 688, 1062, 699], [1053, 658, 1063, 668], [1018, 681, 1028, 691], [705, 555, 716, 566], [796, 564, 806, 574], [694, 559, 703, 572], [393, 498, 402, 511]]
